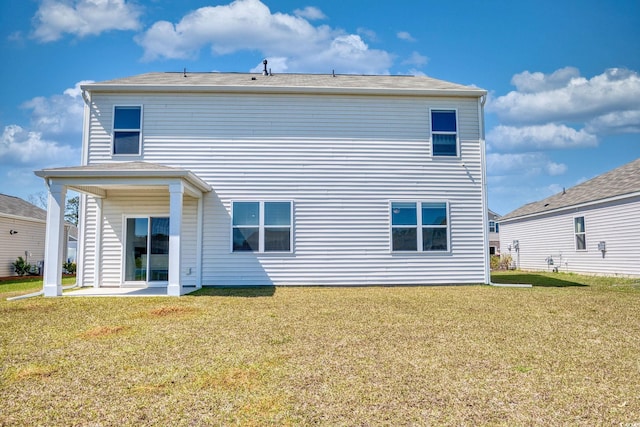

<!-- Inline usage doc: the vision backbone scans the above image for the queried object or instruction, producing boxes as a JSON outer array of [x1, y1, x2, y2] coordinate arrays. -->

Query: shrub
[[12, 256, 32, 277], [63, 262, 77, 275]]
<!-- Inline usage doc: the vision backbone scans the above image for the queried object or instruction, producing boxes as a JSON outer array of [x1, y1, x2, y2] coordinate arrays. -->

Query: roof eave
[[81, 83, 487, 98], [35, 168, 212, 193], [499, 191, 640, 224]]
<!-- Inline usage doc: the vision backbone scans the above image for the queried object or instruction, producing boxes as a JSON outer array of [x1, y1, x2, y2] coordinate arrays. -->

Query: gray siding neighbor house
[[0, 194, 77, 277], [0, 194, 46, 277], [499, 158, 640, 277], [35, 70, 489, 296]]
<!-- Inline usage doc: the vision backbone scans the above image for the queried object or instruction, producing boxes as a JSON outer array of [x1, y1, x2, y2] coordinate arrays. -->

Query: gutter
[[81, 84, 487, 98]]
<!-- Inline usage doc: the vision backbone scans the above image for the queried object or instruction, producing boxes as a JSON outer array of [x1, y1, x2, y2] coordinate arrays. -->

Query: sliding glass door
[[124, 217, 169, 284]]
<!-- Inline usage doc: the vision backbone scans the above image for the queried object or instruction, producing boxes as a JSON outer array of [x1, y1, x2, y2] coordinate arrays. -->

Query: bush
[[63, 262, 77, 275], [12, 256, 32, 276], [490, 255, 501, 270]]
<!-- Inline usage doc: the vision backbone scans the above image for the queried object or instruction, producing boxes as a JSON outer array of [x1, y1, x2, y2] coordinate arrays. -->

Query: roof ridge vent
[[262, 59, 268, 76]]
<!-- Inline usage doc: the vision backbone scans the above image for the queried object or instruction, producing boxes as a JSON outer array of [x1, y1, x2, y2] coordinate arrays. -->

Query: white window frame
[[390, 200, 450, 253], [489, 221, 498, 233], [430, 108, 459, 158], [574, 216, 587, 251], [112, 105, 143, 157], [231, 200, 294, 254]]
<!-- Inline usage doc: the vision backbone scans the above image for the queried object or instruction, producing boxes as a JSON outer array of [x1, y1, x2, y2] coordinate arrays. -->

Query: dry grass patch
[[8, 364, 58, 382], [148, 305, 198, 317], [80, 325, 129, 339]]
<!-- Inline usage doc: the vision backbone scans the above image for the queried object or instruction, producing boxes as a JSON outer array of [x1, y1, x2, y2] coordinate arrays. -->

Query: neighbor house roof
[[500, 157, 640, 222], [82, 72, 487, 97], [0, 193, 46, 222]]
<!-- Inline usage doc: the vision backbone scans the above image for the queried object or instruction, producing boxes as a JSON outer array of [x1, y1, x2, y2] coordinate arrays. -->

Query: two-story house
[[36, 70, 488, 296]]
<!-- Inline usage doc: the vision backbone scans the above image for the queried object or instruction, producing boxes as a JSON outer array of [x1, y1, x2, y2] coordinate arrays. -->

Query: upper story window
[[574, 216, 586, 251], [391, 201, 449, 252], [232, 201, 293, 253], [489, 221, 499, 233], [431, 109, 458, 156], [113, 106, 142, 155]]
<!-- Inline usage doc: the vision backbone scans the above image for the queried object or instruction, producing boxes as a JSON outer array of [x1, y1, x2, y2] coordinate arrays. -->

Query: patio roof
[[35, 162, 212, 198]]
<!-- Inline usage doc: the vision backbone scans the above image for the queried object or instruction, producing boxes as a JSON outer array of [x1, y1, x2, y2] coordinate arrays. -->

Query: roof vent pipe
[[262, 59, 268, 76]]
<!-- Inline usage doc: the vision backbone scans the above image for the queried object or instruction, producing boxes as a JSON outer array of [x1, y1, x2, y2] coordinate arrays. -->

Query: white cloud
[[396, 31, 415, 42], [0, 125, 79, 166], [135, 0, 393, 74], [510, 66, 580, 93], [586, 110, 640, 134], [489, 67, 640, 127], [486, 152, 567, 177], [487, 124, 598, 152], [32, 0, 142, 42], [293, 6, 326, 20], [21, 80, 92, 138]]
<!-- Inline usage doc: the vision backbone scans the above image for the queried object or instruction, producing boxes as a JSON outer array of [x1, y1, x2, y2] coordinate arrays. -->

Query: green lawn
[[1, 272, 639, 425]]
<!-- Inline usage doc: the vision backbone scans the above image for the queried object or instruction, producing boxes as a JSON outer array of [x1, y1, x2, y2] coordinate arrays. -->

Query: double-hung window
[[574, 216, 586, 251], [391, 201, 449, 252], [113, 106, 142, 155], [431, 109, 458, 156], [232, 201, 292, 253]]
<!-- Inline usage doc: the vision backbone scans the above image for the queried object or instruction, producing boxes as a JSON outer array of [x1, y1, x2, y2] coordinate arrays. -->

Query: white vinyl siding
[[499, 196, 640, 277], [83, 92, 486, 286]]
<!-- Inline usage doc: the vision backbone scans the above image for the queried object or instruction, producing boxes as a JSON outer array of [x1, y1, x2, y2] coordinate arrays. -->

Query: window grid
[[112, 105, 142, 156], [391, 201, 449, 252], [232, 201, 293, 253], [574, 216, 586, 251], [430, 109, 458, 157]]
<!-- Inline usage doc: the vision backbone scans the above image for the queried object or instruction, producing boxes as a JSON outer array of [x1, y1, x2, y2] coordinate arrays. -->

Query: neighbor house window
[[391, 201, 449, 252], [113, 106, 142, 155], [232, 201, 292, 252], [489, 221, 499, 233], [431, 109, 458, 156], [574, 216, 586, 250]]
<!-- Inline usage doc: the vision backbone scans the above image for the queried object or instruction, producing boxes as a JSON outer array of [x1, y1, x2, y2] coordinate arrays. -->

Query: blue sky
[[1, 0, 639, 215]]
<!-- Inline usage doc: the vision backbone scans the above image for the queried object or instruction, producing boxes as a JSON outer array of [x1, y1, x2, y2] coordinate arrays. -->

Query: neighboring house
[[0, 194, 78, 277], [488, 209, 501, 256], [499, 158, 640, 276], [36, 69, 489, 296], [0, 194, 46, 277]]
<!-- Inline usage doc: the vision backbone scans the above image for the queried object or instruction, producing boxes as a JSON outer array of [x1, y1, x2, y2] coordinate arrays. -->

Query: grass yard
[[1, 272, 639, 425]]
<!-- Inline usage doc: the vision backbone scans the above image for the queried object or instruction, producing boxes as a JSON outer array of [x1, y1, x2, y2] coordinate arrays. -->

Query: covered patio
[[35, 162, 212, 297]]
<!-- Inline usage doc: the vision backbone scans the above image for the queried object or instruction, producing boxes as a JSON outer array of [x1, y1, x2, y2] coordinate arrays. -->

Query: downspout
[[478, 94, 491, 285]]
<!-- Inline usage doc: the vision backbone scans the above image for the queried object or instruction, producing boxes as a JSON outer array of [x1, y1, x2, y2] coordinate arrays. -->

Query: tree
[[65, 196, 79, 226], [28, 191, 79, 226], [27, 191, 48, 209]]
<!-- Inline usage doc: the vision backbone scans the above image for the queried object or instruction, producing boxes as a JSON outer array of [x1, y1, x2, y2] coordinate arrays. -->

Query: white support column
[[93, 198, 103, 288], [43, 182, 67, 297], [167, 182, 184, 296], [196, 196, 204, 289]]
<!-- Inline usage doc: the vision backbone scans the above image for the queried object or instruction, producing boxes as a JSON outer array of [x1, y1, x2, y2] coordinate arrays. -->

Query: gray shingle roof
[[0, 193, 46, 221], [83, 72, 486, 96], [500, 157, 640, 222]]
